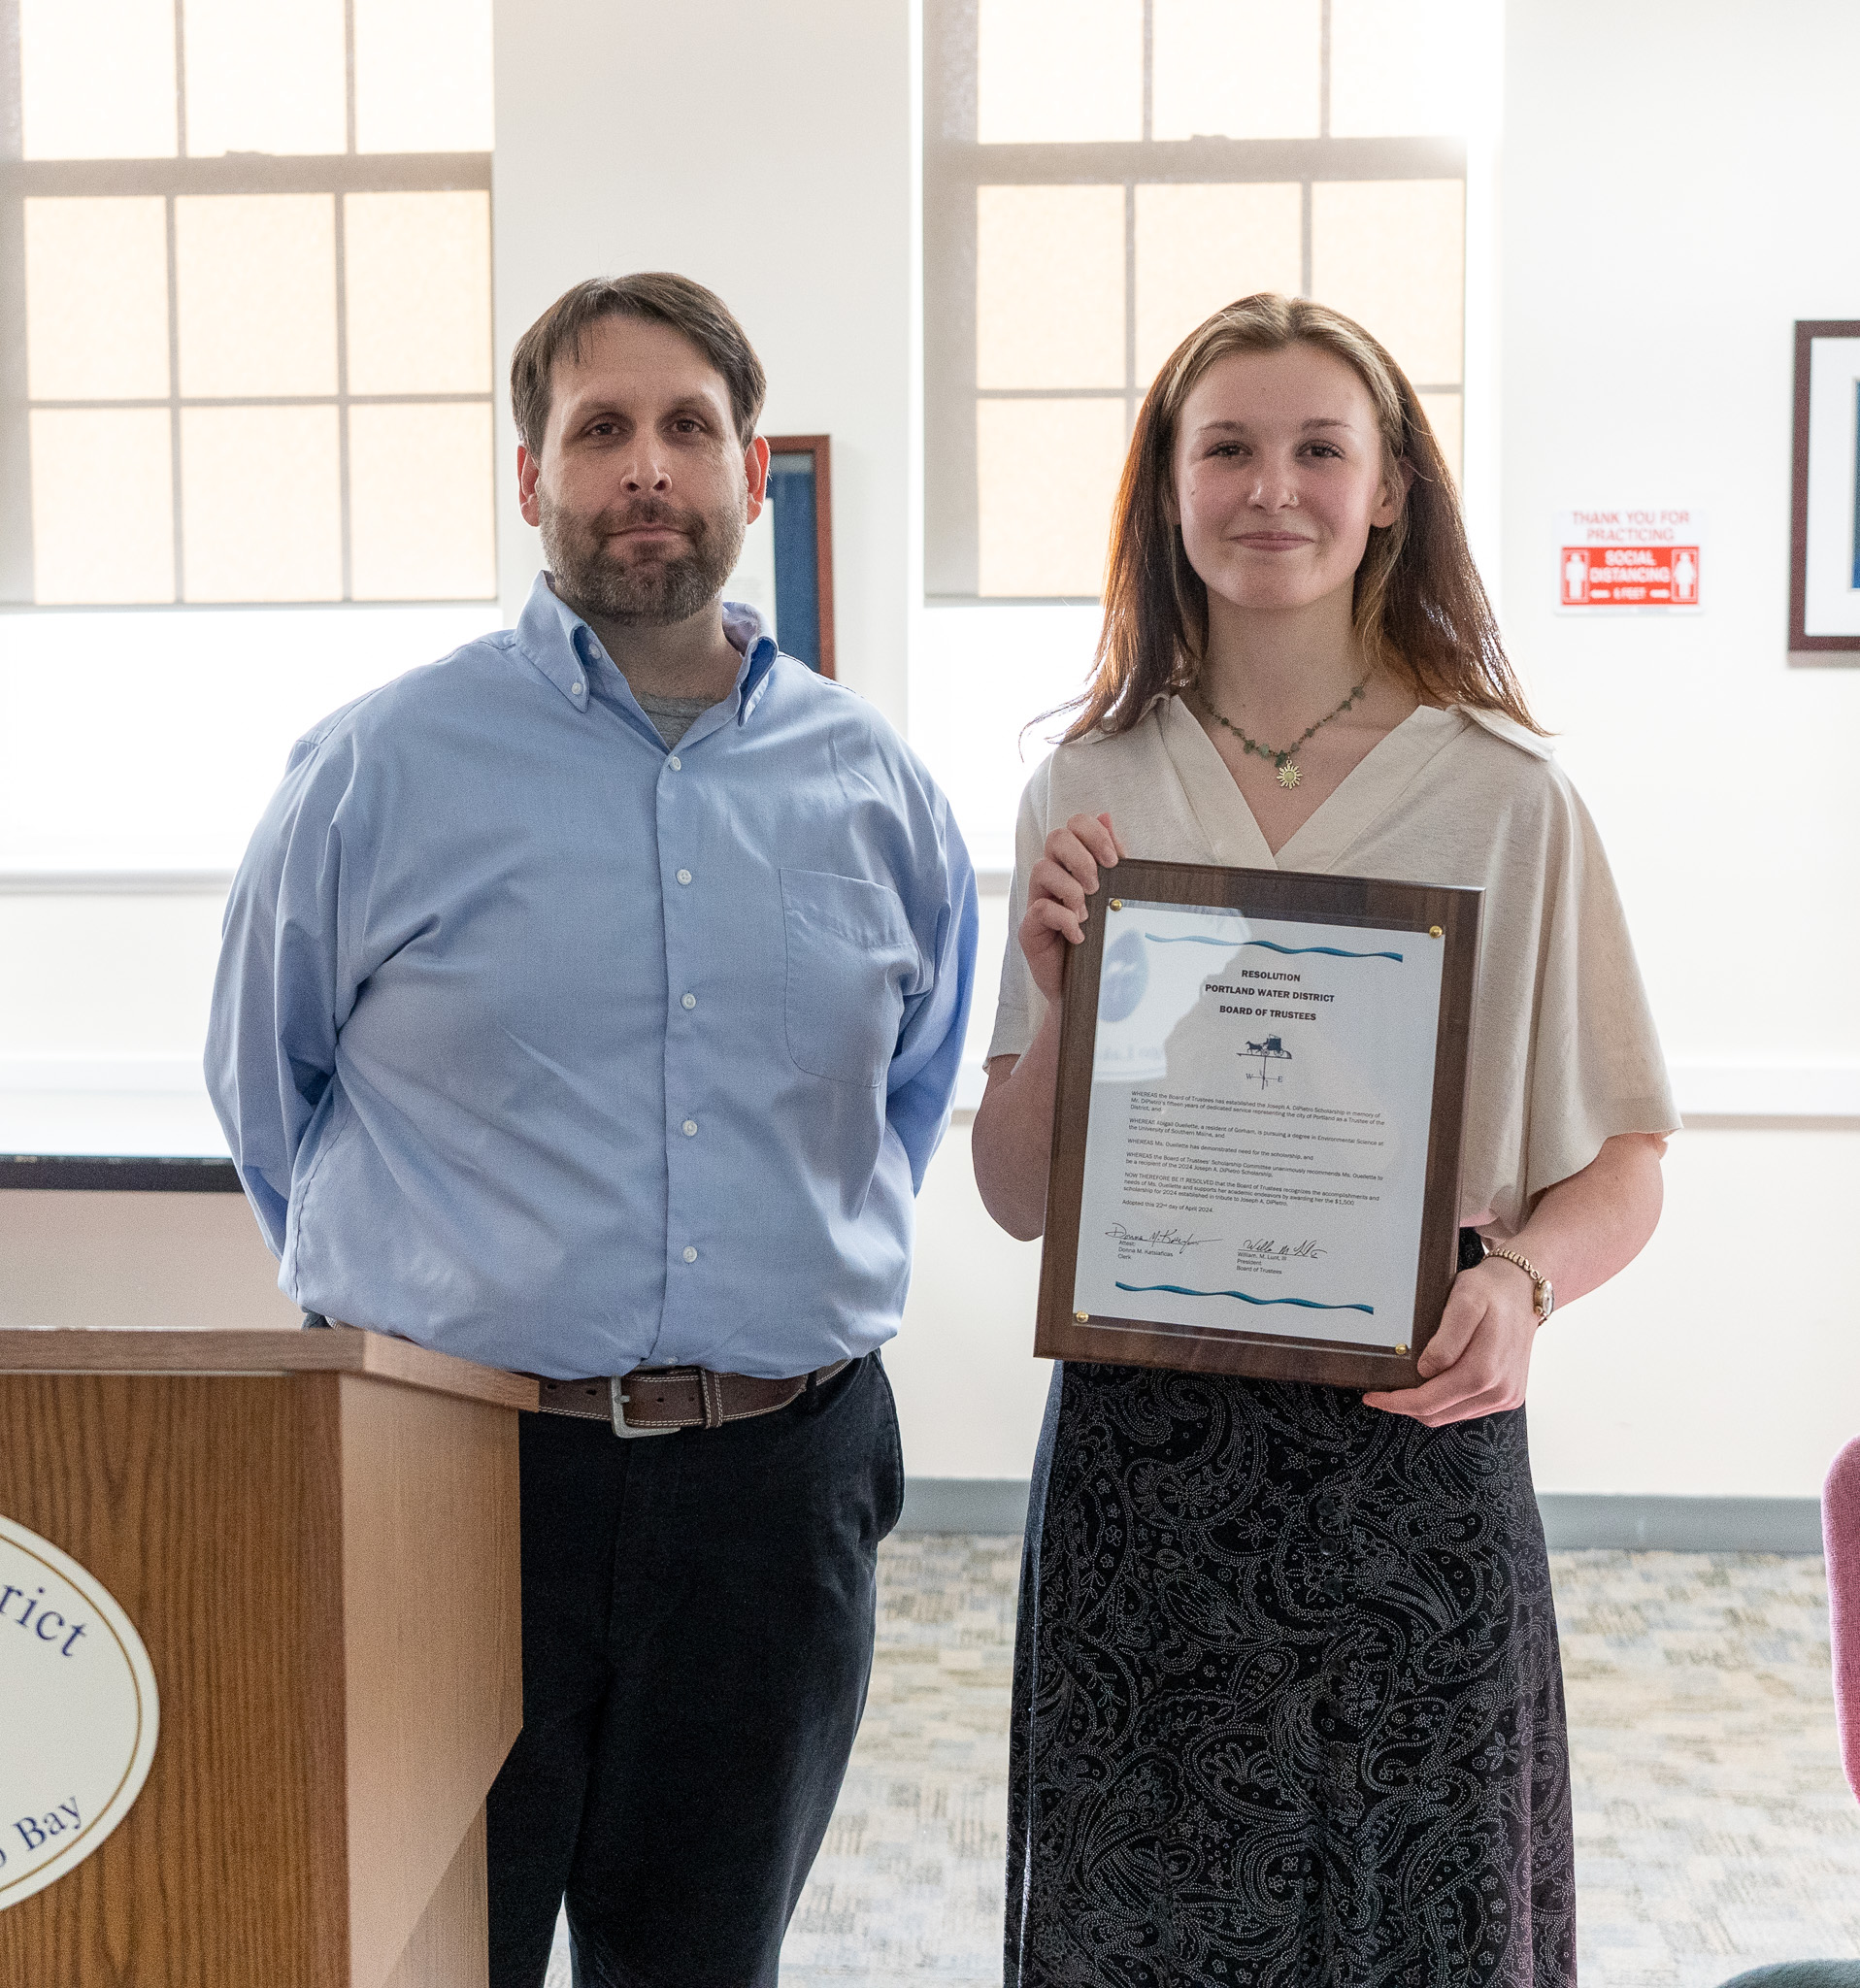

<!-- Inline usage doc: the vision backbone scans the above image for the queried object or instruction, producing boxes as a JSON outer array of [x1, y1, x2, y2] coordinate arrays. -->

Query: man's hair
[[510, 273, 767, 451]]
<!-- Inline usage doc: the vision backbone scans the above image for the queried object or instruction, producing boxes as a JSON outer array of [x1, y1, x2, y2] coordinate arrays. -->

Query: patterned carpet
[[547, 1541, 1859, 1987]]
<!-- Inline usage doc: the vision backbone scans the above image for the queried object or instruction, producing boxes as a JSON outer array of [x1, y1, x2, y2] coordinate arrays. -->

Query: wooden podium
[[0, 1328, 538, 1987]]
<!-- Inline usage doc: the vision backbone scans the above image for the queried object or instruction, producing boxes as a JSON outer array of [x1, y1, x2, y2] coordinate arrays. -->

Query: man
[[207, 273, 977, 1987]]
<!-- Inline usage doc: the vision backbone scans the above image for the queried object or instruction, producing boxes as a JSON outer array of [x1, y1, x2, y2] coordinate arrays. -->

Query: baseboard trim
[[898, 1477, 1029, 1536], [897, 1480, 1825, 1553], [1535, 1493, 1824, 1554]]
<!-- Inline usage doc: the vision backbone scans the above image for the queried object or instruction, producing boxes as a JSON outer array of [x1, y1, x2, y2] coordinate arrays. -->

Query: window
[[1, 0, 495, 608], [925, 0, 1474, 600]]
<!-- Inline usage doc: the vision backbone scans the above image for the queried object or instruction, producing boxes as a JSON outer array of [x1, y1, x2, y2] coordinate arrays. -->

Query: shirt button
[[682, 1245, 699, 1263], [570, 679, 583, 695], [677, 869, 692, 885], [681, 1119, 698, 1137], [667, 755, 681, 771], [681, 992, 697, 1011]]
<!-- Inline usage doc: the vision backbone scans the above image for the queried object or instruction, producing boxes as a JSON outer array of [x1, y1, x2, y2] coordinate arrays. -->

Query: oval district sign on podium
[[0, 1515, 159, 1909]]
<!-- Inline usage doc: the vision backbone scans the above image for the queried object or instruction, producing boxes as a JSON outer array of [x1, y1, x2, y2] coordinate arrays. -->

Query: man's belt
[[534, 1360, 851, 1438]]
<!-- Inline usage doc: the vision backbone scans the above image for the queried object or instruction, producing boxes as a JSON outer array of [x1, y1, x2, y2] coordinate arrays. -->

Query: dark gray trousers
[[485, 1352, 903, 1988]]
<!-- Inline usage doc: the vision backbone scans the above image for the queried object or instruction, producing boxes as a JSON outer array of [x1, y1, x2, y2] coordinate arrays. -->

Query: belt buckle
[[610, 1375, 678, 1440]]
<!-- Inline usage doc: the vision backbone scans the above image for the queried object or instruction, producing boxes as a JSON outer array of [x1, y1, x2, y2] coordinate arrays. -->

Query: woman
[[973, 294, 1677, 1987]]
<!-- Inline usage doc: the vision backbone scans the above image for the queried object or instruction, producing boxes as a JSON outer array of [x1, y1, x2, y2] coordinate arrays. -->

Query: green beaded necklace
[[1193, 676, 1370, 789]]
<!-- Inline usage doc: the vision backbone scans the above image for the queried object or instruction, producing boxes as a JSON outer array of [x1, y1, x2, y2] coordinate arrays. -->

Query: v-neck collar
[[1155, 695, 1469, 873]]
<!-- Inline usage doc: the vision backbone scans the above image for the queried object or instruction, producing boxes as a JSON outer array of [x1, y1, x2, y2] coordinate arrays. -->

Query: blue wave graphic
[[1142, 935, 1403, 962], [1115, 1280, 1375, 1315]]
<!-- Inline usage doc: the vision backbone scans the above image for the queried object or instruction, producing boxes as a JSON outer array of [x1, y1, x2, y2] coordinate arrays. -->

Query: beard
[[538, 485, 747, 628]]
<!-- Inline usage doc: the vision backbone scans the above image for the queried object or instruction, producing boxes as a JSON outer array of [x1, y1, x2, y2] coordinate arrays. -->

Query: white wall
[[1498, 0, 1860, 1070]]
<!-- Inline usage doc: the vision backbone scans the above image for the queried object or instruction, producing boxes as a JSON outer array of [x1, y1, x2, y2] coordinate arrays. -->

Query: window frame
[[0, 0, 494, 609], [924, 0, 1466, 601]]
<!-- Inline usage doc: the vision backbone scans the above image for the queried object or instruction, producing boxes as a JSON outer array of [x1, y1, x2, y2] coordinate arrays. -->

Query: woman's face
[[1171, 342, 1403, 619]]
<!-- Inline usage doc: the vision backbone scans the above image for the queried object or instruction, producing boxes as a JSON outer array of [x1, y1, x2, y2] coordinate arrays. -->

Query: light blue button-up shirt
[[207, 575, 978, 1379]]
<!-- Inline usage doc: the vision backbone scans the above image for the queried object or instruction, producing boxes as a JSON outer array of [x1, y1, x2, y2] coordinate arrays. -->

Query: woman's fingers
[[1020, 811, 1125, 1001], [1029, 854, 1088, 914], [1044, 829, 1105, 894], [1062, 812, 1121, 871], [1023, 896, 1084, 947], [1363, 1366, 1515, 1426], [1415, 1283, 1483, 1378]]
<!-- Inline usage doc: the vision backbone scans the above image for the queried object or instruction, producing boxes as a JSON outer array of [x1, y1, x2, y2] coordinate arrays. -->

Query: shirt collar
[[513, 573, 781, 726]]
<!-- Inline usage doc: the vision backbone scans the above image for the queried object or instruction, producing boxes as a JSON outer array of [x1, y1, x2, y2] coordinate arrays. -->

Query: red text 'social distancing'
[[1560, 543, 1701, 607]]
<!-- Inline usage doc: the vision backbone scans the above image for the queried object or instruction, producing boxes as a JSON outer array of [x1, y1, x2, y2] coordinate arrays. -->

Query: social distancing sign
[[1556, 509, 1705, 612]]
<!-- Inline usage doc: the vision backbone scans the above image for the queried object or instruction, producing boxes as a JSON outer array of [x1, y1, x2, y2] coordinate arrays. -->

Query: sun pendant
[[1276, 759, 1302, 789]]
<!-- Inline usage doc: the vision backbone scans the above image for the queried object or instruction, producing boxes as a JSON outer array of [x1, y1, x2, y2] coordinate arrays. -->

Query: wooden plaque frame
[[1034, 859, 1481, 1391]]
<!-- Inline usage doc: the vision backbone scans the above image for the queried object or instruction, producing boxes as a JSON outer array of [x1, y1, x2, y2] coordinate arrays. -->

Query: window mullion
[[165, 192, 183, 602], [335, 190, 352, 601], [174, 0, 189, 159], [344, 0, 358, 157], [1319, 0, 1332, 140]]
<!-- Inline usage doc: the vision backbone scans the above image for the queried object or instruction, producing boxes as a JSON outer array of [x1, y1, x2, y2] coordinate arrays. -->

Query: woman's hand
[[1361, 1258, 1540, 1426], [975, 811, 1126, 1239], [1361, 1131, 1667, 1427], [1020, 812, 1126, 1004]]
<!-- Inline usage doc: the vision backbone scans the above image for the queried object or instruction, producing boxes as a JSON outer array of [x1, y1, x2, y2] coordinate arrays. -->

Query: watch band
[[1482, 1244, 1554, 1321]]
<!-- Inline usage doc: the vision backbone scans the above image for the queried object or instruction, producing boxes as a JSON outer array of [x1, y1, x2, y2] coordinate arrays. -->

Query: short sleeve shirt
[[988, 696, 1679, 1233]]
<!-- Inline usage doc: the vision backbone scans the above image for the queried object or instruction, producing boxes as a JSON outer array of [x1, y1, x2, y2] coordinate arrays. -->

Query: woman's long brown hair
[[1059, 293, 1541, 742]]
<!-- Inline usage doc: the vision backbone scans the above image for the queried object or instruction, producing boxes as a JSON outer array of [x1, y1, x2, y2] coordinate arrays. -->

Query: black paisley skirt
[[1006, 1362, 1575, 1988]]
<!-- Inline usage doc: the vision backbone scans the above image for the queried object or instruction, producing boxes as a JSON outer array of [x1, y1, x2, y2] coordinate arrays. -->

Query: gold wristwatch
[[1481, 1242, 1554, 1322]]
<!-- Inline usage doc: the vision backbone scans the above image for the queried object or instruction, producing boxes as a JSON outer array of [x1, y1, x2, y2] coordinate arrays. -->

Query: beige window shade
[[978, 186, 1127, 391], [1418, 391, 1463, 487], [978, 398, 1127, 598], [19, 0, 178, 160], [1135, 183, 1303, 384], [180, 406, 344, 602], [25, 199, 171, 402], [1310, 181, 1465, 385], [182, 0, 348, 156], [977, 0, 1143, 144], [353, 0, 495, 152], [29, 410, 176, 605], [175, 196, 340, 400], [1150, 0, 1321, 142], [344, 193, 493, 396], [349, 404, 496, 600]]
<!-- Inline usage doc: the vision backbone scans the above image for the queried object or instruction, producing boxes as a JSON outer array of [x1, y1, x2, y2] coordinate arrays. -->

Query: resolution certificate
[[1037, 861, 1478, 1389]]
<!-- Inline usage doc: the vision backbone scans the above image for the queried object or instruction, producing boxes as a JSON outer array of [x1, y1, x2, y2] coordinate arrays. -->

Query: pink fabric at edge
[[1825, 1437, 1860, 1804]]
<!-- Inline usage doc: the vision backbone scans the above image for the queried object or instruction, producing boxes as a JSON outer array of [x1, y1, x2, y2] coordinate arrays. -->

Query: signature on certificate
[[1239, 1237, 1328, 1261], [1106, 1223, 1216, 1254]]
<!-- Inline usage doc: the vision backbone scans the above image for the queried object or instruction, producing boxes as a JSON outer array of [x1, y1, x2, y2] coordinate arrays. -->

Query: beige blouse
[[987, 696, 1679, 1232]]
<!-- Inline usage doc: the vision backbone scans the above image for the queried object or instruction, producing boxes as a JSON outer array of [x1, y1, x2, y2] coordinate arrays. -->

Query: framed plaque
[[1035, 860, 1481, 1390]]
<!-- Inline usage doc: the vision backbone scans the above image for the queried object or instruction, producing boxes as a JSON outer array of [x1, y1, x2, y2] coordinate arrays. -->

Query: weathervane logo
[[1240, 1033, 1292, 1089], [0, 1515, 160, 1911]]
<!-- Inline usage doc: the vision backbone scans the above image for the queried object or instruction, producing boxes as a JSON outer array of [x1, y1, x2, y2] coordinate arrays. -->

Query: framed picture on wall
[[1789, 320, 1860, 665], [723, 434, 837, 678]]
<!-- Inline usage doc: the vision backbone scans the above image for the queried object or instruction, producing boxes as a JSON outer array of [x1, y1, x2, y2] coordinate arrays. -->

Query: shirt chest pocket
[[781, 868, 920, 1088]]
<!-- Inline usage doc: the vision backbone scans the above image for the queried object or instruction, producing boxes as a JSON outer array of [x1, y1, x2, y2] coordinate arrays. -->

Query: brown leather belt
[[534, 1360, 850, 1437]]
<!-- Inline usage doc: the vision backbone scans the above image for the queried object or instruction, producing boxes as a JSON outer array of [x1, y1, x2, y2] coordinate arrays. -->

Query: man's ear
[[517, 442, 543, 528], [743, 435, 772, 524], [1372, 455, 1415, 531]]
